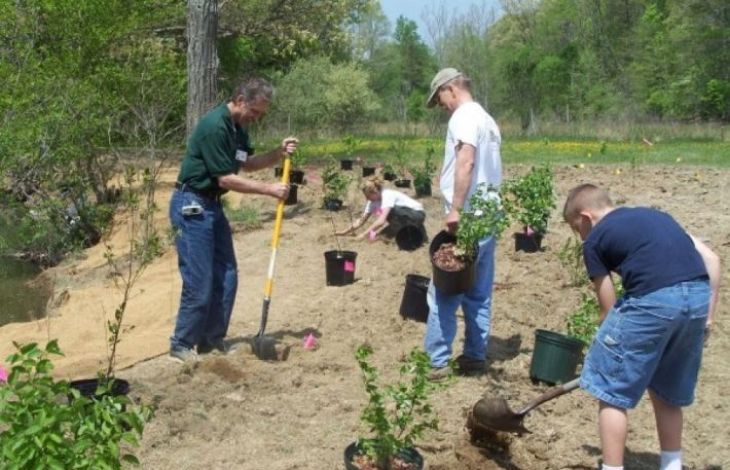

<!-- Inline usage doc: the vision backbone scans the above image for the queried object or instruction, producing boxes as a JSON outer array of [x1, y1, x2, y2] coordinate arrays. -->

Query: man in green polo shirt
[[169, 76, 298, 363]]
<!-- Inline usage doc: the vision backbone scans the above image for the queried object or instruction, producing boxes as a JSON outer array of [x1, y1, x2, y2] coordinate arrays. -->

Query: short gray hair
[[231, 77, 274, 104]]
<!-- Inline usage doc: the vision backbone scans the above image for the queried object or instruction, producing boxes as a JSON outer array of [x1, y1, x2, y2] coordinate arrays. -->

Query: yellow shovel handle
[[263, 156, 291, 298]]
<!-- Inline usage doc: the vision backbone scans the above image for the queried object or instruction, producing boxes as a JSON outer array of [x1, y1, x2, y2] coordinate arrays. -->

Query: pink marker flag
[[303, 333, 317, 350], [344, 260, 355, 272]]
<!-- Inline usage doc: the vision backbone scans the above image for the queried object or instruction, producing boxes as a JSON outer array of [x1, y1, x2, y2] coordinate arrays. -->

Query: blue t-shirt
[[583, 207, 707, 297]]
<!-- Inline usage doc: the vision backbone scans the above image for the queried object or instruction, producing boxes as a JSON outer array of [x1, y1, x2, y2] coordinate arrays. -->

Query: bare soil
[[1, 163, 729, 469]]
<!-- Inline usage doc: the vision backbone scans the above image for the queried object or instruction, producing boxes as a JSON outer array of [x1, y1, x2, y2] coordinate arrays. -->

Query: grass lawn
[[267, 136, 729, 168]]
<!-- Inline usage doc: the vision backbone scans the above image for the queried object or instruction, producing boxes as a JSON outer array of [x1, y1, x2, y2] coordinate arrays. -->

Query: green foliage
[[355, 345, 448, 469], [410, 141, 437, 190], [502, 165, 556, 234], [476, 0, 729, 124], [271, 56, 380, 131], [557, 236, 589, 287], [0, 0, 184, 265], [0, 341, 152, 469], [218, 0, 368, 78], [342, 135, 362, 158], [389, 139, 409, 177], [566, 293, 600, 346], [289, 146, 310, 169], [322, 160, 351, 202], [456, 184, 510, 260], [567, 279, 625, 346]]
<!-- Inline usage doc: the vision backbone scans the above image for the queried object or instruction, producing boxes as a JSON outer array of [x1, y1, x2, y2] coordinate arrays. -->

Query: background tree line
[[1, 0, 727, 264]]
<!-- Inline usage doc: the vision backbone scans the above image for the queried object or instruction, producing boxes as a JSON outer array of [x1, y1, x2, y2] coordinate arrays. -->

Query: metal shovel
[[251, 156, 291, 360], [468, 378, 580, 434]]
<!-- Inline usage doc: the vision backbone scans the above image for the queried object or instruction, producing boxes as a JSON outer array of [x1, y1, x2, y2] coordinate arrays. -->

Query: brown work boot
[[456, 354, 486, 375]]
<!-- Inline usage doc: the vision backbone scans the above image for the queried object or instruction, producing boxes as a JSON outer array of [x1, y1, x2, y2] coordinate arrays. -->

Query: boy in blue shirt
[[563, 184, 720, 470]]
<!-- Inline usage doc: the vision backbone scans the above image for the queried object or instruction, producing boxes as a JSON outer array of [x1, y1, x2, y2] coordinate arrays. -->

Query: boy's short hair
[[361, 176, 383, 194], [563, 184, 613, 222]]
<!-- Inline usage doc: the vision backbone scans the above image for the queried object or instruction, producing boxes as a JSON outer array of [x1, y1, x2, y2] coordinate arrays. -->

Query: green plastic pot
[[529, 329, 584, 385]]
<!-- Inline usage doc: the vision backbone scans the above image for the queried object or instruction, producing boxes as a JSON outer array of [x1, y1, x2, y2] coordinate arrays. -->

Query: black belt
[[175, 182, 223, 201]]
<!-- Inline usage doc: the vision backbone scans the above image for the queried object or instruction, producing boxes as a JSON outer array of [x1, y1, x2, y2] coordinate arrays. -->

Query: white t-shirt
[[364, 188, 424, 216], [439, 101, 502, 212]]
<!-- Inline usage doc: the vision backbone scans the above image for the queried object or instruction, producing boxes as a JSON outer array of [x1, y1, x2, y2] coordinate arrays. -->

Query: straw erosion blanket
[[3, 163, 728, 469]]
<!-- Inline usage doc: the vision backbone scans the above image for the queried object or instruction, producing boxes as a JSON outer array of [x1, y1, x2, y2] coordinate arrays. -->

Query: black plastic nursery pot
[[68, 378, 130, 410], [383, 172, 397, 181], [290, 170, 305, 185], [514, 231, 544, 253], [340, 159, 354, 171], [362, 166, 376, 177], [395, 225, 426, 251], [274, 167, 305, 184], [324, 250, 357, 286], [430, 230, 476, 295], [344, 442, 424, 470], [529, 329, 584, 385], [414, 183, 431, 198], [69, 378, 130, 398], [284, 184, 298, 205], [399, 274, 430, 323], [324, 198, 343, 211], [394, 178, 411, 188]]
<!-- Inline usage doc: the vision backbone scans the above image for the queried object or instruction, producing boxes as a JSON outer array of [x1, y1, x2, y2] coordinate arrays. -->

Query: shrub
[[322, 160, 350, 203], [502, 165, 556, 235], [455, 183, 510, 261], [411, 142, 437, 191], [556, 236, 589, 287], [354, 345, 449, 469], [289, 146, 310, 170], [566, 293, 600, 346], [0, 341, 152, 469]]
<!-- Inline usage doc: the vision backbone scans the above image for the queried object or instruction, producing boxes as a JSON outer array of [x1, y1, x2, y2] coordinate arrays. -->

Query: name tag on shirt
[[235, 150, 248, 162]]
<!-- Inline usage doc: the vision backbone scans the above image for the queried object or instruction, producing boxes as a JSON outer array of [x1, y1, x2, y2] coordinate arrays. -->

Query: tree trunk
[[186, 0, 219, 136]]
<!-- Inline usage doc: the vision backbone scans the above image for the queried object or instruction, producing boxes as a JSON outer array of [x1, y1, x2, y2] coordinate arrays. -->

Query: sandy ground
[[1, 162, 729, 469]]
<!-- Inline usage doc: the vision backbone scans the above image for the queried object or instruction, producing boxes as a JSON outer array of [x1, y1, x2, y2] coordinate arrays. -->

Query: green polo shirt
[[177, 104, 254, 192]]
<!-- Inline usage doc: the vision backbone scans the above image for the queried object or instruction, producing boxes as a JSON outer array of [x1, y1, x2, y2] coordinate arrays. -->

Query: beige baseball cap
[[426, 68, 463, 108]]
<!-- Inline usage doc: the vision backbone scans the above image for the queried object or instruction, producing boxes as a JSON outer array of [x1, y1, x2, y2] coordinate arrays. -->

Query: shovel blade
[[250, 335, 290, 361], [469, 397, 530, 434]]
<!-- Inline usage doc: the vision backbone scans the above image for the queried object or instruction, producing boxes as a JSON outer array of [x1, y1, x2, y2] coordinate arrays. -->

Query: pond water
[[0, 257, 49, 327]]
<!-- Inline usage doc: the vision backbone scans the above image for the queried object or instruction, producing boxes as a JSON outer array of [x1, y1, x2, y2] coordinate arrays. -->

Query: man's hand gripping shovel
[[251, 155, 292, 360]]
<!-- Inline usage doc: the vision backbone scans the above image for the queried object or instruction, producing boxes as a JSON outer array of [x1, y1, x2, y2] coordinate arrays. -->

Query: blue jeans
[[169, 190, 238, 350], [424, 236, 496, 368], [581, 280, 710, 409]]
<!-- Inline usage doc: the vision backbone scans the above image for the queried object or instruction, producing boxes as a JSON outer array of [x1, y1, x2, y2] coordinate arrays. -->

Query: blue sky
[[379, 0, 502, 41]]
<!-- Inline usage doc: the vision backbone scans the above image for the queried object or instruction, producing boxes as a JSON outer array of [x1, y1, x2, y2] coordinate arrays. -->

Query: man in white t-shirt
[[424, 68, 503, 380]]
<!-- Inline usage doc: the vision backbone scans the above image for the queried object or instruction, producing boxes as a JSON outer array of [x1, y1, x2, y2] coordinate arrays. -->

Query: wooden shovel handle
[[517, 378, 580, 416]]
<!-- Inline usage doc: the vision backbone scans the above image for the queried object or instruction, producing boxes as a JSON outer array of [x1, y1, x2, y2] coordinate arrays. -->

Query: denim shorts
[[580, 280, 710, 409]]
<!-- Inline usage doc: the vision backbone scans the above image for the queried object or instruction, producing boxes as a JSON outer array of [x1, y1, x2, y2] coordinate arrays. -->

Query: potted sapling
[[411, 142, 436, 198], [288, 146, 308, 184], [501, 164, 556, 253], [322, 160, 351, 211], [345, 345, 450, 470], [390, 139, 411, 188], [341, 134, 361, 171], [431, 184, 509, 295], [382, 163, 397, 182], [275, 146, 307, 186]]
